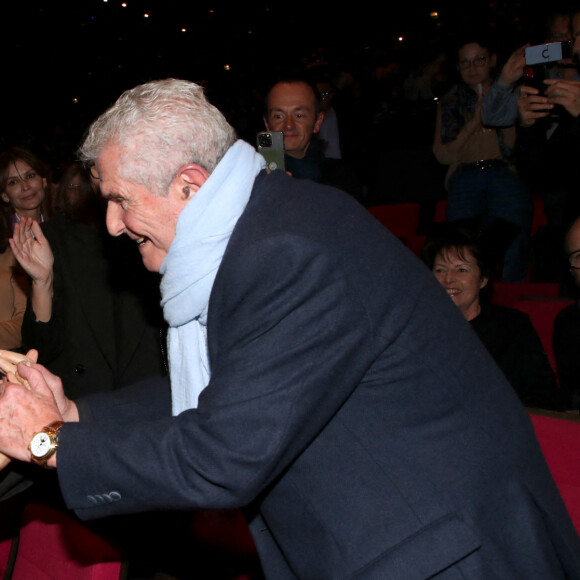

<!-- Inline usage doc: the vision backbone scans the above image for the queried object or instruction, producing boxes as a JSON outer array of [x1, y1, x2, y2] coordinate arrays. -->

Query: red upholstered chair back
[[531, 198, 548, 236], [511, 298, 574, 373], [191, 509, 258, 557], [368, 203, 425, 255], [529, 412, 580, 534], [434, 199, 447, 223], [490, 282, 560, 308], [368, 203, 421, 237], [11, 503, 122, 579]]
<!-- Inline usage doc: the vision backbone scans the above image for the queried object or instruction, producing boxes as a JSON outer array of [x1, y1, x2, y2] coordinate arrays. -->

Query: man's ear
[[490, 53, 497, 68], [175, 164, 210, 199], [313, 112, 325, 134], [263, 116, 271, 131]]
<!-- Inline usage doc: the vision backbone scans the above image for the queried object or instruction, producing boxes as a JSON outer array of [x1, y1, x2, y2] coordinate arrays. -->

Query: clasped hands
[[0, 350, 76, 469]]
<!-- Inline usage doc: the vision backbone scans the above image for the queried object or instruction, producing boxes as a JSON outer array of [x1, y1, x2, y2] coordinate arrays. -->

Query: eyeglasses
[[85, 162, 100, 180], [457, 56, 490, 70], [568, 249, 580, 269]]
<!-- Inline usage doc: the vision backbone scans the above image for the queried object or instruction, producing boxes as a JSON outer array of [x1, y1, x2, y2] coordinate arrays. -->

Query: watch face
[[30, 432, 52, 458]]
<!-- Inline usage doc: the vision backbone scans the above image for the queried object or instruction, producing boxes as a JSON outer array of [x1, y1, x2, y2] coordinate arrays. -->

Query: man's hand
[[0, 355, 78, 468], [0, 363, 63, 464], [17, 361, 78, 423], [544, 78, 580, 118], [518, 85, 553, 127]]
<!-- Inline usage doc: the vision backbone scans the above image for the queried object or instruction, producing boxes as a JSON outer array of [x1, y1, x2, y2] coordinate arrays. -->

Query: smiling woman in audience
[[0, 147, 51, 227], [422, 224, 566, 411]]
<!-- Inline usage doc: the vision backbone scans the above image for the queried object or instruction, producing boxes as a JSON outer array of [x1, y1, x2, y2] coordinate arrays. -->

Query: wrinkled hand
[[0, 350, 77, 469], [544, 78, 580, 118], [517, 85, 553, 127], [17, 359, 76, 422], [0, 349, 37, 469], [498, 45, 528, 87], [9, 218, 54, 285], [0, 354, 62, 465]]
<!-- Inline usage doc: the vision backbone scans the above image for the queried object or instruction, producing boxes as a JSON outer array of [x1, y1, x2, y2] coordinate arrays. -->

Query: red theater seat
[[11, 503, 122, 580], [368, 203, 425, 255], [434, 199, 447, 223], [490, 282, 560, 308], [368, 203, 421, 237], [512, 298, 574, 373], [529, 411, 580, 535], [531, 198, 548, 236]]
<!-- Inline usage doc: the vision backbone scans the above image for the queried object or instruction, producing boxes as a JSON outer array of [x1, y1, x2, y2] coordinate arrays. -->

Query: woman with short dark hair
[[423, 224, 566, 410]]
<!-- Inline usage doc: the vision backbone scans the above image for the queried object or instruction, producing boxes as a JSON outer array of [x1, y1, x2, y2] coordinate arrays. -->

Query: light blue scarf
[[160, 140, 266, 415]]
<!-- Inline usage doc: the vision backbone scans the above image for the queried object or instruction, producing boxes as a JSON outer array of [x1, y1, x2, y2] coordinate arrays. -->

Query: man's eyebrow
[[270, 105, 309, 112], [101, 191, 122, 201]]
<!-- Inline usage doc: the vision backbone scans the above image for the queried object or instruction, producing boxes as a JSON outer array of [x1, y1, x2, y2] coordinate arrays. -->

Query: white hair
[[79, 78, 237, 195]]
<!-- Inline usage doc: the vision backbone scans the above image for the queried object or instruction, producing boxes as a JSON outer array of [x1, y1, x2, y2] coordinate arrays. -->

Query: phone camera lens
[[258, 134, 272, 148]]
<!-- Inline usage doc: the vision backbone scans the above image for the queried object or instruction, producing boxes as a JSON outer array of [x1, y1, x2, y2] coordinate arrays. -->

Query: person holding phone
[[481, 9, 580, 256], [433, 34, 533, 282], [263, 77, 363, 200]]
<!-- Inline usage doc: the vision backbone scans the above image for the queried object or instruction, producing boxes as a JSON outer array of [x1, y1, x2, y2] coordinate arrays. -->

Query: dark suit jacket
[[22, 215, 167, 399], [56, 172, 580, 578]]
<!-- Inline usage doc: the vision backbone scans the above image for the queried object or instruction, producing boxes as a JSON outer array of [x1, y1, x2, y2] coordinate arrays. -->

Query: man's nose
[[105, 202, 124, 236]]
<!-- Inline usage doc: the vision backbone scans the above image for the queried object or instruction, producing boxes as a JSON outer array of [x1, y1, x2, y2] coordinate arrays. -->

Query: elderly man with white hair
[[0, 78, 578, 579]]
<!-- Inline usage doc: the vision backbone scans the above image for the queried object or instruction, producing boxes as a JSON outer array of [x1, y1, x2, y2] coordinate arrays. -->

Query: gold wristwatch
[[29, 421, 64, 467]]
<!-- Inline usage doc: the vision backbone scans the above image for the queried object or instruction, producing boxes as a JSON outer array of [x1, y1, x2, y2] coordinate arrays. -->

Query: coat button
[[74, 364, 86, 375]]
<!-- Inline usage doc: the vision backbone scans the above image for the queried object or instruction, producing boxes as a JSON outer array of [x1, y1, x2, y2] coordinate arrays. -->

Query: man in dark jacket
[[0, 79, 579, 579]]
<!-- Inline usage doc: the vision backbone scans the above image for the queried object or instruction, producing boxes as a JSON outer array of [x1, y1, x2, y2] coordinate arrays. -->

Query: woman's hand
[[10, 218, 55, 322], [10, 218, 54, 285]]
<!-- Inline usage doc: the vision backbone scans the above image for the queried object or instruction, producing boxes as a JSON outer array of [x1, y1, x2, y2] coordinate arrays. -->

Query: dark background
[[0, 0, 566, 168]]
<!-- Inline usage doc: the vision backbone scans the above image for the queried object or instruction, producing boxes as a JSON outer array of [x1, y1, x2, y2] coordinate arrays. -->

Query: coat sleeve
[[74, 374, 172, 423], [480, 82, 519, 127], [57, 233, 378, 520]]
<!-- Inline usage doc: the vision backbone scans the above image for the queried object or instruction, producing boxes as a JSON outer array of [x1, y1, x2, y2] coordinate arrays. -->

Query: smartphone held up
[[524, 41, 573, 66], [523, 41, 574, 94], [256, 131, 285, 172]]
